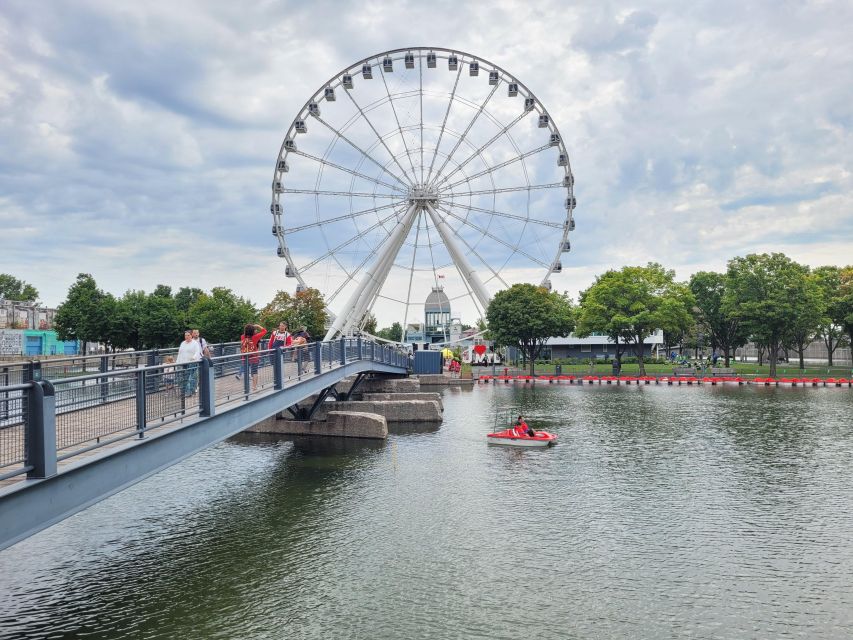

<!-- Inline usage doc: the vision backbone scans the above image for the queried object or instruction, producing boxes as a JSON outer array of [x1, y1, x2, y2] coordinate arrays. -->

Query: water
[[1, 384, 852, 639]]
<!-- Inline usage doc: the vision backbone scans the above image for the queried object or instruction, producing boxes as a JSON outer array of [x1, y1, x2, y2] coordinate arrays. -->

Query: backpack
[[241, 335, 257, 354]]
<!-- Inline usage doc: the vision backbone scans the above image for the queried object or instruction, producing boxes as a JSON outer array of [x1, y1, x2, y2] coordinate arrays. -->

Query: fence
[[0, 338, 408, 481]]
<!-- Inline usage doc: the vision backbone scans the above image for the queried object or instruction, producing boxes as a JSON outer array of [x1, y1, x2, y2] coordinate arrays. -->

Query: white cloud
[[0, 0, 851, 332]]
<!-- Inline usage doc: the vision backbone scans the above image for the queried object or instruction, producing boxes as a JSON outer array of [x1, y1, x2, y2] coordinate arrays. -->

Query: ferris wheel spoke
[[419, 54, 425, 185], [433, 111, 528, 189], [299, 207, 403, 272], [340, 86, 417, 187], [281, 188, 403, 199], [444, 144, 551, 191], [291, 150, 406, 193], [436, 204, 550, 269], [442, 201, 564, 230], [425, 64, 464, 185], [314, 115, 411, 189], [284, 201, 400, 234], [443, 182, 564, 198], [378, 64, 420, 181], [400, 209, 424, 343], [430, 82, 500, 183], [444, 220, 510, 289]]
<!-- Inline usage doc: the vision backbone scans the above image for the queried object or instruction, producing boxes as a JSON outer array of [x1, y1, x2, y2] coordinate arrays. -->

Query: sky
[[1, 0, 851, 328]]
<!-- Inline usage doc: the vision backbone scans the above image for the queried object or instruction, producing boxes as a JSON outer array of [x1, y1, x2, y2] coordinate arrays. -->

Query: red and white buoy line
[[477, 375, 853, 388]]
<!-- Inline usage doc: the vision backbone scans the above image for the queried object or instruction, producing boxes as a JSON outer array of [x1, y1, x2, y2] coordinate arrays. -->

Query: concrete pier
[[248, 411, 388, 439]]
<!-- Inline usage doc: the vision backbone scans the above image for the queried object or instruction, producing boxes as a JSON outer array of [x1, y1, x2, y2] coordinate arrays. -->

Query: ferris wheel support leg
[[324, 203, 420, 341], [424, 203, 492, 313]]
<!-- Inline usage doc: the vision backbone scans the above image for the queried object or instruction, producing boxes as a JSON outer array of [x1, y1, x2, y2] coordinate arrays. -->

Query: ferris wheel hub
[[407, 185, 439, 205]]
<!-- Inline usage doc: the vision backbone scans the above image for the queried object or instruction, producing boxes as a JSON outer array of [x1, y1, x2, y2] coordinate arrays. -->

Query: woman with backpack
[[240, 323, 268, 392]]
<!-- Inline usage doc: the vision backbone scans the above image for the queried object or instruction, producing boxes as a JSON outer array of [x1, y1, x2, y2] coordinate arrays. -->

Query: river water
[[1, 383, 852, 639]]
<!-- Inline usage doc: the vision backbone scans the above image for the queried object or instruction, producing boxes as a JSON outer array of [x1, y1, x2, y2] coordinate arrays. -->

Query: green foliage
[[486, 283, 575, 375], [576, 263, 694, 374], [259, 288, 328, 339], [812, 266, 847, 366], [723, 253, 820, 377], [0, 274, 39, 302], [152, 284, 173, 298], [376, 322, 403, 342], [54, 274, 113, 354], [187, 287, 257, 344], [174, 287, 204, 316], [361, 311, 377, 335], [689, 271, 749, 366], [140, 293, 183, 348]]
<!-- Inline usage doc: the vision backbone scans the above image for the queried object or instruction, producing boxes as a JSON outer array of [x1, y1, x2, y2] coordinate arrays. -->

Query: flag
[[437, 274, 445, 279]]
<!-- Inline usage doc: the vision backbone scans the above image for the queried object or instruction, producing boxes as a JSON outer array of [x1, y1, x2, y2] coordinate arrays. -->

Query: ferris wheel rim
[[270, 47, 576, 335]]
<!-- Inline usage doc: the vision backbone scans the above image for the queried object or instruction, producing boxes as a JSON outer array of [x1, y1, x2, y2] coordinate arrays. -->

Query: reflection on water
[[1, 384, 852, 639]]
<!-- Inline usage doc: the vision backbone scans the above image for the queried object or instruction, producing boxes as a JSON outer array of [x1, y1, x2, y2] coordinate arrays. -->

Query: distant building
[[424, 287, 451, 343], [544, 331, 664, 360], [0, 299, 79, 357]]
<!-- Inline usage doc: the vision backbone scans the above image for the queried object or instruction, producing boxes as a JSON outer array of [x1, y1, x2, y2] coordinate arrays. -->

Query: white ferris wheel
[[270, 47, 576, 341]]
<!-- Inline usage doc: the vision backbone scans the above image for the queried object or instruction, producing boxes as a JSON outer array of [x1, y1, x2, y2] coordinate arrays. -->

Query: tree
[[259, 288, 328, 338], [689, 271, 749, 367], [140, 293, 183, 348], [576, 263, 694, 375], [0, 274, 39, 302], [723, 253, 816, 378], [174, 287, 204, 316], [813, 266, 847, 366], [187, 287, 257, 344], [54, 273, 112, 354], [376, 322, 403, 342], [109, 290, 146, 351], [837, 266, 853, 355], [361, 311, 377, 335], [152, 284, 173, 298], [785, 271, 824, 370], [486, 283, 575, 375]]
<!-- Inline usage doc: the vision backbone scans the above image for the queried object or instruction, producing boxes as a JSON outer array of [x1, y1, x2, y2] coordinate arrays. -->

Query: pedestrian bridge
[[0, 338, 408, 551]]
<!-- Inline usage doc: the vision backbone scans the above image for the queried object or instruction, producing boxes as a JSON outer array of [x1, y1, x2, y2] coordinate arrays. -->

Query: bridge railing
[[0, 338, 409, 481]]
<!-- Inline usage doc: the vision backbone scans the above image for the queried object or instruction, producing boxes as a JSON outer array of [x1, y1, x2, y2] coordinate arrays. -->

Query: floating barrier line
[[476, 374, 851, 388]]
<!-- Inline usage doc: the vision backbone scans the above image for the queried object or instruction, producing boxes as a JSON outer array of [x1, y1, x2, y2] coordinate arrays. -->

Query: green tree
[[174, 287, 205, 317], [54, 273, 112, 354], [576, 263, 694, 375], [187, 287, 257, 344], [259, 288, 328, 339], [0, 274, 39, 302], [152, 284, 173, 298], [486, 283, 575, 375], [837, 266, 853, 355], [723, 253, 816, 378], [109, 290, 146, 351], [812, 266, 846, 366], [376, 322, 403, 342], [140, 293, 183, 348], [689, 271, 749, 367], [785, 271, 825, 370], [360, 311, 378, 335]]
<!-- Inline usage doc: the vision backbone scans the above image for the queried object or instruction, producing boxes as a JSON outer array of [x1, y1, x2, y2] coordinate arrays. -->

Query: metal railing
[[0, 338, 408, 481], [0, 341, 243, 387]]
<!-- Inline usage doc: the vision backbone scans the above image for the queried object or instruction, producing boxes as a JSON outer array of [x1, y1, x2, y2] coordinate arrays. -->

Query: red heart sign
[[473, 344, 487, 356]]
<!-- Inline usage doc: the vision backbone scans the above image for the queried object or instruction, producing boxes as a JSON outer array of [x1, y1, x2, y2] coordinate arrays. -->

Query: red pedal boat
[[487, 428, 558, 447]]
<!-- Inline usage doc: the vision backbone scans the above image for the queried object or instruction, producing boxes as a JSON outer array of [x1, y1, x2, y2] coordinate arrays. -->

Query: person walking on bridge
[[240, 323, 267, 392], [176, 330, 201, 396]]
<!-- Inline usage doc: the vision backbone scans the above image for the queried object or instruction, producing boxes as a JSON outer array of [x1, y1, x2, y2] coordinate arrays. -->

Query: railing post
[[357, 337, 363, 360], [340, 337, 347, 365], [243, 355, 251, 396], [273, 346, 283, 390], [214, 344, 224, 377], [27, 381, 57, 479], [297, 347, 303, 377], [200, 357, 215, 416], [136, 370, 147, 438], [99, 355, 109, 404], [314, 342, 322, 374]]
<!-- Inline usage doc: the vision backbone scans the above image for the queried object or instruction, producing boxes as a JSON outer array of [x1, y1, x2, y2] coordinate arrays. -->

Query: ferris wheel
[[270, 47, 576, 340]]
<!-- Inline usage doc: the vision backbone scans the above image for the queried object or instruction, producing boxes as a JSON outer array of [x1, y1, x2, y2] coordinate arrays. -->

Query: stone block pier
[[247, 374, 444, 440]]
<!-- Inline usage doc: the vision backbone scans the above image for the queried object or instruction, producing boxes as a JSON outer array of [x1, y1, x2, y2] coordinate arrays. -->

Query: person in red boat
[[514, 415, 536, 437]]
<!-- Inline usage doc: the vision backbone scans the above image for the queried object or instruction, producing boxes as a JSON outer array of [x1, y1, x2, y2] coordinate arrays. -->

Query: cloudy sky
[[1, 0, 851, 327]]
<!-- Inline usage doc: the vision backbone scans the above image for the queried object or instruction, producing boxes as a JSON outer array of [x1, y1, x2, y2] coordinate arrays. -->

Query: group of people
[[237, 322, 311, 392], [173, 329, 212, 395]]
